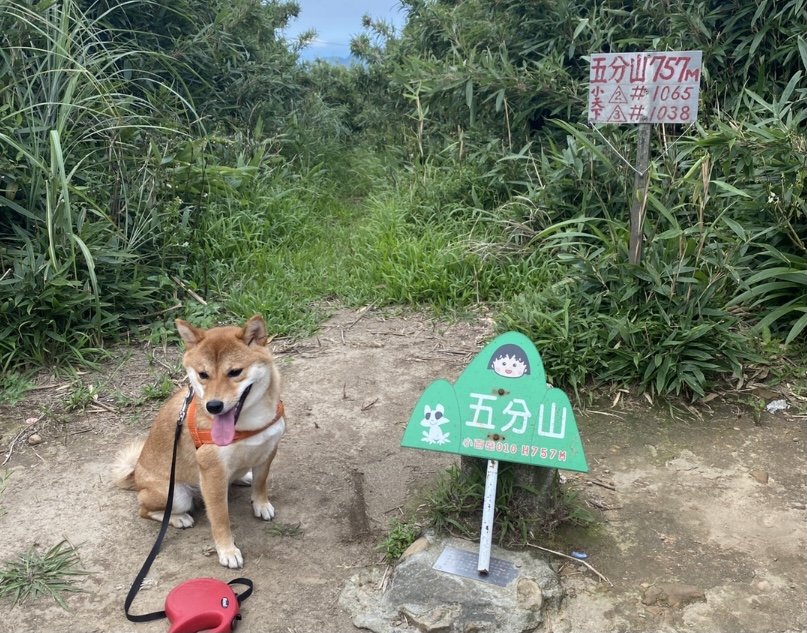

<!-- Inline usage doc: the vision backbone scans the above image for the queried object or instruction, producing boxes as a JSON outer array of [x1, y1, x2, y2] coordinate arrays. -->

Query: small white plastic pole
[[478, 459, 499, 574]]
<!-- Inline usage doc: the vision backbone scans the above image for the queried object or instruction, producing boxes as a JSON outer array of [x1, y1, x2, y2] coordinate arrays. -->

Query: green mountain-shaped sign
[[402, 332, 588, 472]]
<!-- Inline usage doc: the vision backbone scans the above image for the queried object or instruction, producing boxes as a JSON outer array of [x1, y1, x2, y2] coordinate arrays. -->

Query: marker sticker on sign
[[401, 332, 588, 473]]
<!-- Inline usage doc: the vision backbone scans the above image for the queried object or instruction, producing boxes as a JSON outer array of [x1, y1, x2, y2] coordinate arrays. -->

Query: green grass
[[141, 376, 176, 402], [0, 373, 33, 406], [174, 150, 790, 402], [0, 471, 9, 517], [184, 168, 360, 336], [183, 163, 543, 337], [377, 519, 421, 562], [0, 541, 91, 609], [423, 464, 596, 546], [349, 197, 494, 310], [264, 522, 303, 538], [111, 374, 177, 408], [64, 382, 98, 413]]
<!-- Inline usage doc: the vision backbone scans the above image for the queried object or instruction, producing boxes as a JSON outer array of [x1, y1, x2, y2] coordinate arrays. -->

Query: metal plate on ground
[[432, 546, 518, 587]]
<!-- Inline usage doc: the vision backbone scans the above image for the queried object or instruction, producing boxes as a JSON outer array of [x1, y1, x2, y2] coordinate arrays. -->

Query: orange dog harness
[[185, 399, 285, 449]]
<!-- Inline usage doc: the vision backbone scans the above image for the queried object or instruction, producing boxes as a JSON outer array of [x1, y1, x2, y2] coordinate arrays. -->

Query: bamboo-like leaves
[[0, 0, 193, 367]]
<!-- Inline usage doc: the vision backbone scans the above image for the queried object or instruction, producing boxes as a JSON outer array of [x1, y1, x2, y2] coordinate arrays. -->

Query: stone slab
[[340, 534, 563, 633]]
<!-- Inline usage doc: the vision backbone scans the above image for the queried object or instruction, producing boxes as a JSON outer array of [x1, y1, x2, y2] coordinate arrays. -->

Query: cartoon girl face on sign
[[488, 343, 530, 378]]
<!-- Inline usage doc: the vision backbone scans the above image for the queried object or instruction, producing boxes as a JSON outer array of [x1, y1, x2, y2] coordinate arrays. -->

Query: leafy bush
[[0, 0, 289, 370], [381, 0, 807, 152], [492, 110, 806, 398], [2, 0, 805, 405], [355, 0, 807, 399], [500, 226, 752, 399], [0, 0, 187, 368], [80, 0, 303, 132], [701, 85, 807, 345]]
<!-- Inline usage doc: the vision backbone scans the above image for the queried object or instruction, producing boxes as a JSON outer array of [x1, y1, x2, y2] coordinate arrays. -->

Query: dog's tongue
[[211, 409, 237, 446]]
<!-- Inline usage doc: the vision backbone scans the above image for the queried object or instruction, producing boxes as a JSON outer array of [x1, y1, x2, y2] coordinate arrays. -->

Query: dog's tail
[[112, 440, 144, 489]]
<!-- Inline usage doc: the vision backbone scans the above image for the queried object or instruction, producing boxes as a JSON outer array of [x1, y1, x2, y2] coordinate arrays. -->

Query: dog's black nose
[[206, 400, 224, 415]]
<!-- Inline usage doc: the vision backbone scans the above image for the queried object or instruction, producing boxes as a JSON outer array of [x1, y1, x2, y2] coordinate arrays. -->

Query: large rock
[[340, 534, 564, 633]]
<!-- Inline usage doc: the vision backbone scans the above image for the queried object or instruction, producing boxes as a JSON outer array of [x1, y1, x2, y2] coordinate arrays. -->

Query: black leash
[[124, 386, 253, 622]]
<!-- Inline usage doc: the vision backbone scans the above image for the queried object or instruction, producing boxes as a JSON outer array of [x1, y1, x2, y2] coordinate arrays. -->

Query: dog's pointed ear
[[243, 315, 268, 348], [176, 319, 205, 348]]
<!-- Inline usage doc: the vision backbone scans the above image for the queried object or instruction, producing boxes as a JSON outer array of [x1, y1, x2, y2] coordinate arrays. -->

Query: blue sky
[[284, 0, 407, 60]]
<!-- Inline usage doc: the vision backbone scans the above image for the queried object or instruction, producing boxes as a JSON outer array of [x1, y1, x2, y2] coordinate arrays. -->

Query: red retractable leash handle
[[165, 577, 252, 633], [124, 386, 253, 632]]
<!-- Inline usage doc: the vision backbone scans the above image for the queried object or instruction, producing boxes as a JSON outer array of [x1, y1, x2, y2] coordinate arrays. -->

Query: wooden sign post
[[630, 122, 652, 264], [587, 50, 703, 264], [401, 332, 588, 576]]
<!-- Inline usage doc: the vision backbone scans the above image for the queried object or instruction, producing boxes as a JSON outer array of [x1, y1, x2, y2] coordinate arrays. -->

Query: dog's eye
[[198, 371, 209, 380], [228, 368, 242, 378]]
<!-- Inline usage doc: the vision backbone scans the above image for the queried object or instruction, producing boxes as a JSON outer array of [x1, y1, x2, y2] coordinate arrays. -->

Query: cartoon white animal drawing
[[421, 403, 450, 445]]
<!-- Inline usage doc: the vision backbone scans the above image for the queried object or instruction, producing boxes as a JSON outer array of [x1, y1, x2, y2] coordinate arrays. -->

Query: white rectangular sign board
[[587, 50, 702, 124]]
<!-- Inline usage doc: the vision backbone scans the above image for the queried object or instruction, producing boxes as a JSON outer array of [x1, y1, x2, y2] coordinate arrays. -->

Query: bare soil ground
[[0, 308, 804, 633]]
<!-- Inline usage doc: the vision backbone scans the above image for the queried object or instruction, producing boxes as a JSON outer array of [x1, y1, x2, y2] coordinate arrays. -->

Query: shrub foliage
[[1, 0, 804, 399]]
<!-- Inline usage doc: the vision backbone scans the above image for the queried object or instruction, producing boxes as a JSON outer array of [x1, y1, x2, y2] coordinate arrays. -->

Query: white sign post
[[587, 51, 702, 263], [477, 459, 499, 574]]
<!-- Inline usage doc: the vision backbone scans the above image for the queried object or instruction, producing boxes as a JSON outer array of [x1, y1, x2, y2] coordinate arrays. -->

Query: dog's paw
[[149, 511, 194, 528], [170, 512, 195, 528], [252, 500, 275, 521], [233, 471, 253, 487], [217, 545, 244, 569]]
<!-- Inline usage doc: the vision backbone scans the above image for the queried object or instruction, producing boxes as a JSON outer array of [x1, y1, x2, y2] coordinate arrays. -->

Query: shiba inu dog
[[115, 315, 285, 569]]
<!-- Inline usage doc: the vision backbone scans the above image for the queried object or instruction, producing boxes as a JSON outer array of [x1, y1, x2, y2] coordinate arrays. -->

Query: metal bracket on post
[[477, 459, 499, 574]]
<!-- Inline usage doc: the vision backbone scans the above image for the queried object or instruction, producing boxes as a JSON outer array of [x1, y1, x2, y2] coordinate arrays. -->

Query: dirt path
[[0, 309, 804, 632]]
